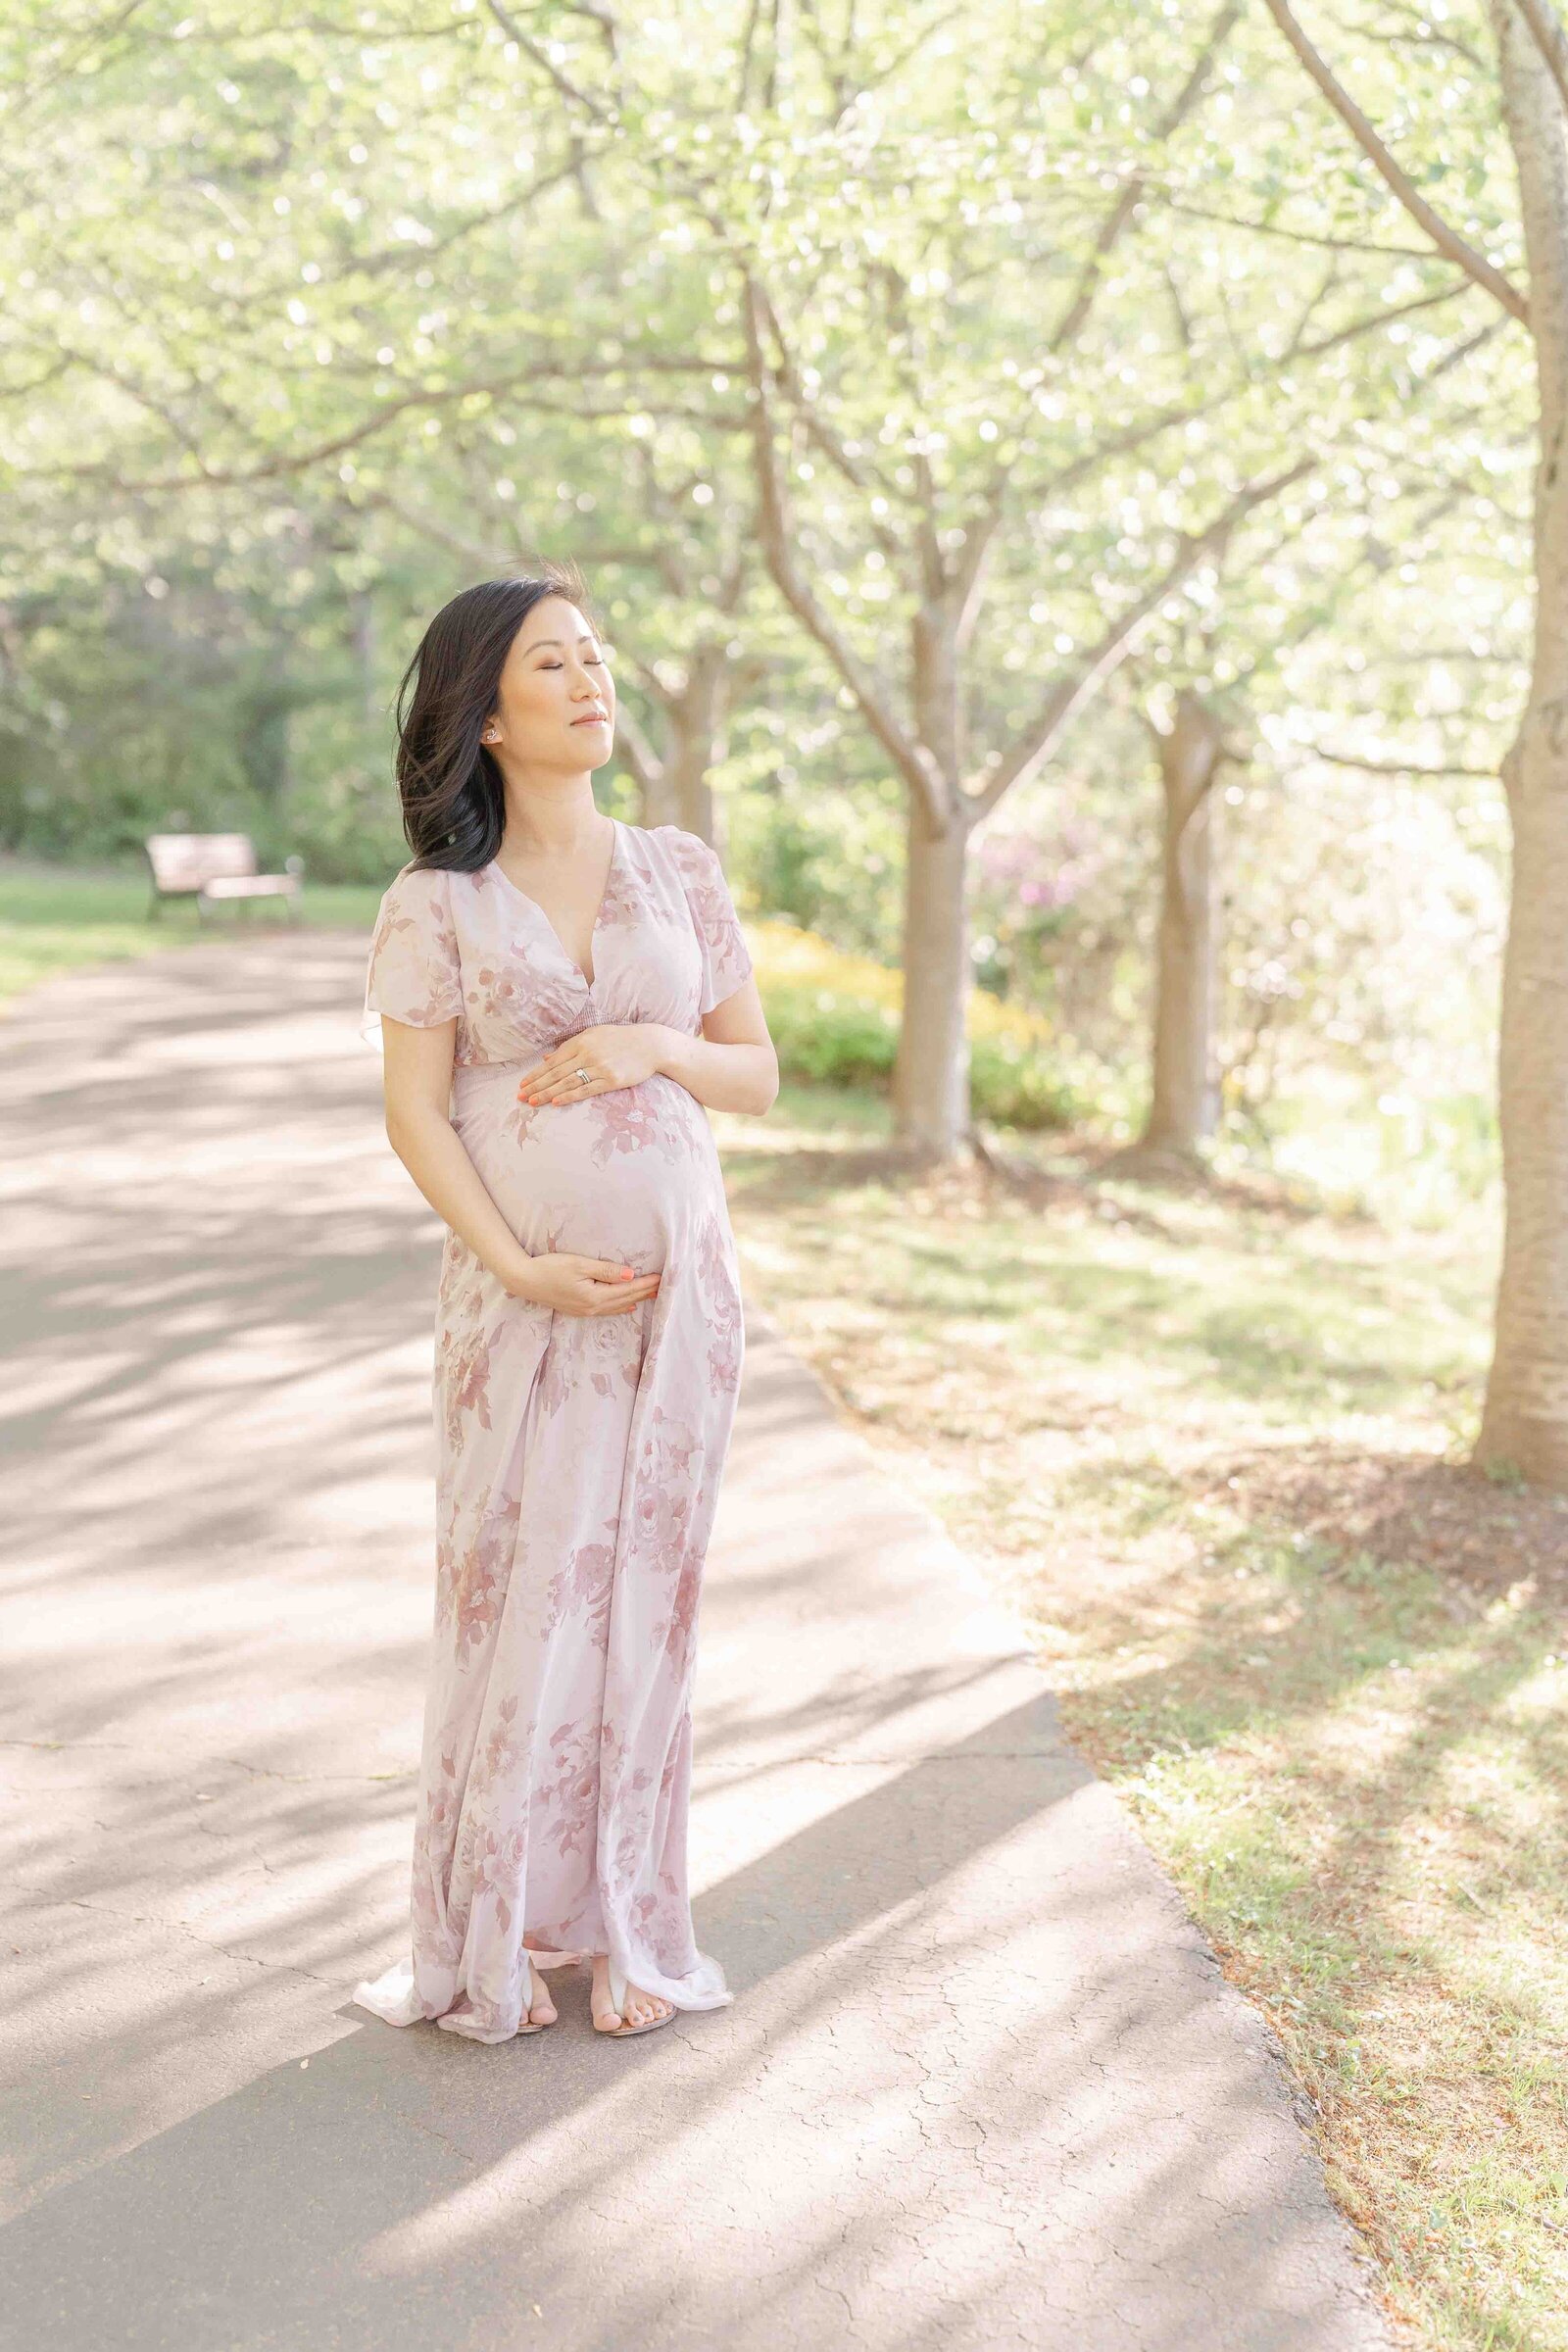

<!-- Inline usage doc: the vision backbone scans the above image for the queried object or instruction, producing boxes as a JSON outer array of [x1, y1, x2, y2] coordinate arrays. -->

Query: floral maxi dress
[[352, 820, 754, 2040]]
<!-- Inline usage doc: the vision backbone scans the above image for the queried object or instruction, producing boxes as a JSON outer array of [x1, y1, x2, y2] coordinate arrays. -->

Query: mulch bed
[[1202, 1444, 1568, 1607]]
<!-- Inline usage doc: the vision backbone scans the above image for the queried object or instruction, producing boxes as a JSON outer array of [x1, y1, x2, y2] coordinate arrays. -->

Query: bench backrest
[[145, 833, 260, 889]]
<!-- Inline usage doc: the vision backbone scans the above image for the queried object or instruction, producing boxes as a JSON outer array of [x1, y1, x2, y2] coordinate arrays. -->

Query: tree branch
[[745, 272, 906, 553], [953, 503, 1004, 653], [609, 698, 664, 798], [1261, 0, 1529, 321], [1301, 741, 1498, 776], [1163, 197, 1435, 258], [742, 275, 950, 828], [1516, 0, 1568, 118], [483, 0, 612, 122], [1049, 1, 1241, 352], [961, 458, 1315, 820], [31, 372, 752, 491]]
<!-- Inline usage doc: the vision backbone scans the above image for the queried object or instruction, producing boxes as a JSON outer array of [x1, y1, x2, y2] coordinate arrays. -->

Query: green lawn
[[715, 1086, 1568, 2352], [0, 854, 384, 1006]]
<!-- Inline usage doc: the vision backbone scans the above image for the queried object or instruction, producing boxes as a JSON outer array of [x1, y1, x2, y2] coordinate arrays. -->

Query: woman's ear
[[480, 714, 503, 746]]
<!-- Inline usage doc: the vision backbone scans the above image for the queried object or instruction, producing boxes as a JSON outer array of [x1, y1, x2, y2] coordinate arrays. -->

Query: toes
[[588, 1969, 673, 2032], [625, 1986, 671, 2026]]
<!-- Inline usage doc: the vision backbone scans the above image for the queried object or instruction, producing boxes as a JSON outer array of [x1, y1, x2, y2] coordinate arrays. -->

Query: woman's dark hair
[[394, 558, 605, 869]]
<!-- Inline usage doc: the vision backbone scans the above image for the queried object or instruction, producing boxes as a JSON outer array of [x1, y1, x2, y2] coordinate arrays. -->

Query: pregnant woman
[[352, 567, 777, 2044]]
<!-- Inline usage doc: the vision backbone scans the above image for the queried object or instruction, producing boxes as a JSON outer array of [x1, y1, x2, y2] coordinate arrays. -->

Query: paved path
[[0, 931, 1392, 2351]]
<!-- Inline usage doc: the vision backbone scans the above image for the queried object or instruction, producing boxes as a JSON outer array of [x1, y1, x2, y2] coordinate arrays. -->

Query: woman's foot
[[590, 1952, 673, 2034], [522, 1956, 559, 2030]]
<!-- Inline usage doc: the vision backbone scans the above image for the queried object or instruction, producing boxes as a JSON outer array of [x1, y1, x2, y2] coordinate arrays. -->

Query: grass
[[713, 1085, 1568, 2352], [0, 853, 382, 1005]]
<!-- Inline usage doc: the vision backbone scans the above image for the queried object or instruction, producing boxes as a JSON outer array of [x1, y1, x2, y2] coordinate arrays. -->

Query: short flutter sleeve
[[360, 861, 463, 1045], [660, 826, 755, 1016]]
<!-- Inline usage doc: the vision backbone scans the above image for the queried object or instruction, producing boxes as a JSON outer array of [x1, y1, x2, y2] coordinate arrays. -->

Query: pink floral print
[[353, 821, 754, 2040]]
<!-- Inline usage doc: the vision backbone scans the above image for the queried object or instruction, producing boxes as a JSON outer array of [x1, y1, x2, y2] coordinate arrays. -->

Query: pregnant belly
[[453, 1066, 720, 1270]]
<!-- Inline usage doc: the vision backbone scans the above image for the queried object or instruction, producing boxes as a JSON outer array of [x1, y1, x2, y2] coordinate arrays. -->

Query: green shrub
[[749, 916, 1082, 1130]]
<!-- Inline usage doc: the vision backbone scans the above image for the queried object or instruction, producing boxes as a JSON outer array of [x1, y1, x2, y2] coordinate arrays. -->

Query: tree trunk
[[892, 805, 971, 1156], [1142, 689, 1223, 1154], [1478, 1, 1568, 1486], [624, 647, 725, 842], [666, 642, 727, 843], [889, 597, 973, 1157]]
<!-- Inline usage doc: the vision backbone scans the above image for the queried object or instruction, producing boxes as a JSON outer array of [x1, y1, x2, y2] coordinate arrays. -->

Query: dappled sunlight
[[4, 940, 1398, 2349], [8, 0, 1567, 2334], [733, 1099, 1566, 2350], [6, 1725, 1383, 2349]]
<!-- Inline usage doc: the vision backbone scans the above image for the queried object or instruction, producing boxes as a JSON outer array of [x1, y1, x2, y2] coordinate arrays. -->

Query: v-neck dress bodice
[[482, 818, 622, 990], [353, 820, 755, 2040]]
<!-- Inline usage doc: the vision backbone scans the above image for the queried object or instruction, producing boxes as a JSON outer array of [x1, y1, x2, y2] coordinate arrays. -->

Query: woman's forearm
[[649, 1026, 778, 1113], [385, 1104, 539, 1293]]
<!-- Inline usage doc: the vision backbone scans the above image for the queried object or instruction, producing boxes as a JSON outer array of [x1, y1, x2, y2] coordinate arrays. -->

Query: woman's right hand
[[505, 1250, 662, 1317]]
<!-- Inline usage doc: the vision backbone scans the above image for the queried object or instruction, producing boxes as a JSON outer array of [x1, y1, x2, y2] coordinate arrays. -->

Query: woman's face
[[482, 596, 615, 773]]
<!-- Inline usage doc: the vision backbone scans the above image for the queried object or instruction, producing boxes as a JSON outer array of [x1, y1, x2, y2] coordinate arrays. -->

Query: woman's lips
[[572, 712, 610, 726]]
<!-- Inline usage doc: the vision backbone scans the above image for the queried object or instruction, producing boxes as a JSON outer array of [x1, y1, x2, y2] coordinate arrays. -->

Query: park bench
[[143, 832, 305, 923]]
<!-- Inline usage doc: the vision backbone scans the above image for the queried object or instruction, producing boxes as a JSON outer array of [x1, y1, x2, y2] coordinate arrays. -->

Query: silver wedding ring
[[573, 1066, 591, 1084]]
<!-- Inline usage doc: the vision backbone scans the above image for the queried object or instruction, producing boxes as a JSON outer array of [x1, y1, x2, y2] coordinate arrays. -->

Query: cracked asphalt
[[0, 930, 1394, 2351]]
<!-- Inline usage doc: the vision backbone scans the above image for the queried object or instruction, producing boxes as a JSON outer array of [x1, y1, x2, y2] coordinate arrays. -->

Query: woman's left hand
[[514, 1024, 669, 1105]]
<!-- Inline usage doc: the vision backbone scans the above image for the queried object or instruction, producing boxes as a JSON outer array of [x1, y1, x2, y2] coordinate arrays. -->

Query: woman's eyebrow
[[521, 633, 600, 652]]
